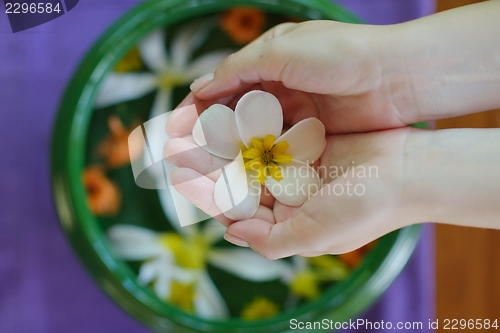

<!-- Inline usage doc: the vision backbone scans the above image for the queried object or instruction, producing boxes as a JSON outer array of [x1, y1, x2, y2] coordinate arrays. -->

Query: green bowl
[[51, 0, 421, 332]]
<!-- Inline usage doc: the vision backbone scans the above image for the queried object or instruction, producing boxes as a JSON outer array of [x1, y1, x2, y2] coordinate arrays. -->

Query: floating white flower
[[281, 255, 350, 301], [108, 221, 291, 319], [192, 90, 326, 220]]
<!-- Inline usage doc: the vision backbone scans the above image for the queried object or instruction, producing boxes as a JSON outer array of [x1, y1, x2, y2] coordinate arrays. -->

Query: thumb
[[190, 23, 298, 100], [225, 212, 322, 260]]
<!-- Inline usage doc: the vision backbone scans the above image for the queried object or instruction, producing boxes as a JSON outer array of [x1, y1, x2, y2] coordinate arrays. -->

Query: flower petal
[[265, 161, 321, 207], [192, 104, 241, 159], [171, 19, 217, 68], [107, 225, 166, 260], [263, 134, 275, 151], [138, 29, 169, 73], [94, 73, 157, 108], [194, 271, 229, 319], [275, 118, 326, 163], [235, 91, 283, 148], [202, 219, 226, 245], [183, 51, 233, 81], [138, 256, 172, 286], [143, 90, 172, 166], [141, 262, 172, 300], [214, 156, 261, 220], [159, 180, 210, 231], [137, 92, 172, 189], [207, 248, 293, 282], [242, 149, 261, 160]]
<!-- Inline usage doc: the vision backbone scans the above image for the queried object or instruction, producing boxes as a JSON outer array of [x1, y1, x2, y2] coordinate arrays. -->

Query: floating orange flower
[[337, 241, 377, 267], [221, 7, 266, 44], [83, 166, 121, 216], [98, 115, 143, 168]]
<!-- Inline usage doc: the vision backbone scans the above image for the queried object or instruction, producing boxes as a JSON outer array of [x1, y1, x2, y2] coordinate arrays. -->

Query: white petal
[[165, 172, 211, 228], [152, 265, 173, 300], [107, 225, 166, 260], [143, 91, 172, 169], [275, 118, 326, 163], [202, 219, 226, 245], [207, 248, 293, 282], [214, 156, 260, 220], [194, 271, 229, 319], [171, 19, 216, 69], [138, 29, 169, 73], [184, 51, 232, 81], [235, 91, 283, 148], [94, 73, 157, 108], [281, 256, 309, 284], [265, 161, 321, 207], [138, 257, 171, 286], [192, 104, 241, 159], [151, 89, 173, 118]]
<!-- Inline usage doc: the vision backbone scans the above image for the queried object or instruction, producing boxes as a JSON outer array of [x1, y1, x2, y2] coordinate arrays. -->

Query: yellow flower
[[289, 270, 320, 300], [241, 296, 280, 320], [243, 134, 293, 184], [114, 47, 142, 72], [308, 255, 350, 281], [168, 280, 196, 312], [159, 232, 209, 269]]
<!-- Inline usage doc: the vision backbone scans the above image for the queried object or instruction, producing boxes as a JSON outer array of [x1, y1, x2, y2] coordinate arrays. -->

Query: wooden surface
[[435, 0, 500, 329]]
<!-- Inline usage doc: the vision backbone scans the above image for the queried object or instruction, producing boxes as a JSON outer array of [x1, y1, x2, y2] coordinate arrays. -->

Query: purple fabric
[[0, 1, 435, 332]]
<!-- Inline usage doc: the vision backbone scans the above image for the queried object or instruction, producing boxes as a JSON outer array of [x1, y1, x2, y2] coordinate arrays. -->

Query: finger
[[167, 95, 234, 137], [225, 211, 322, 260], [188, 22, 297, 101], [260, 185, 275, 209], [242, 22, 297, 49], [169, 168, 233, 227], [166, 103, 199, 138], [164, 136, 228, 181], [191, 36, 294, 100]]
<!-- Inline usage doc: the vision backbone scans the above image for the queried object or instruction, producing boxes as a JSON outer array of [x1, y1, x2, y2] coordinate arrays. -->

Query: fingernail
[[190, 73, 214, 93], [224, 233, 249, 247]]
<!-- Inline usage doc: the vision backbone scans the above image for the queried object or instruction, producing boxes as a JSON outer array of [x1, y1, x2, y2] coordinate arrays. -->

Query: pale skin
[[164, 1, 500, 259]]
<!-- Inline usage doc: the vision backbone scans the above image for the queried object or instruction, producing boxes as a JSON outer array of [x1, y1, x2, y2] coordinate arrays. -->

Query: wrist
[[379, 2, 500, 124], [401, 128, 500, 229]]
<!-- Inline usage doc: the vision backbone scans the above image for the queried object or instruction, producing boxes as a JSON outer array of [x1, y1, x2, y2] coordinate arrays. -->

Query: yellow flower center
[[242, 134, 293, 184], [168, 280, 196, 312], [289, 270, 320, 300], [159, 232, 209, 269], [114, 47, 143, 73], [240, 296, 280, 320], [158, 70, 188, 89], [307, 255, 350, 281]]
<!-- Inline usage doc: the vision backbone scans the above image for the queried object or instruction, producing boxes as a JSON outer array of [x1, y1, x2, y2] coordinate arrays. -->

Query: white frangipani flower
[[192, 90, 326, 220], [108, 221, 292, 319]]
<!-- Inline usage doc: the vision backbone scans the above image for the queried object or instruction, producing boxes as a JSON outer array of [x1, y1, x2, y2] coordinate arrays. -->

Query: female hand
[[166, 124, 422, 258]]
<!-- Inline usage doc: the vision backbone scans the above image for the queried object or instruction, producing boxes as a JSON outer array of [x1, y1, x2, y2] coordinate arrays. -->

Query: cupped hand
[[168, 20, 411, 137], [166, 120, 424, 259]]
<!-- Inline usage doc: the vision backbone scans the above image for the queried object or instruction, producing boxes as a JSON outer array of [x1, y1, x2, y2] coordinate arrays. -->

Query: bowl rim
[[51, 0, 421, 332]]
